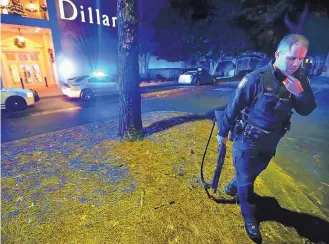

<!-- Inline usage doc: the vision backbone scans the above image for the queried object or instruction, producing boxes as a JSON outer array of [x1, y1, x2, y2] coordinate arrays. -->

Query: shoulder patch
[[238, 77, 248, 88]]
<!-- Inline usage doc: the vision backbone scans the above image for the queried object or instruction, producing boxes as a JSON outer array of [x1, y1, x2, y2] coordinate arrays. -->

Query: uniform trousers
[[229, 126, 282, 219]]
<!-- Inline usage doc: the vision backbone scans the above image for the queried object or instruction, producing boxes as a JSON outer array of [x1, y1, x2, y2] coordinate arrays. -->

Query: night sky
[[59, 0, 329, 73], [304, 16, 329, 56]]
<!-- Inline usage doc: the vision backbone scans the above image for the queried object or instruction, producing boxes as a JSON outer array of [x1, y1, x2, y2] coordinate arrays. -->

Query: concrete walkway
[[32, 85, 64, 99]]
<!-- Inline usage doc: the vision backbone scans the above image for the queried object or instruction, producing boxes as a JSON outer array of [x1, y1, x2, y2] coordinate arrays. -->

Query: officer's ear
[[275, 50, 280, 59]]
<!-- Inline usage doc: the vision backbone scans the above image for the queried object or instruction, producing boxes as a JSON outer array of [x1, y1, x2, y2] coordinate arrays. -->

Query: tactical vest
[[244, 70, 294, 131]]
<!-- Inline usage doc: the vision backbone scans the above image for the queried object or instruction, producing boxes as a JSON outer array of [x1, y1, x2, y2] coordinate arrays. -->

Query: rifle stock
[[211, 143, 226, 193]]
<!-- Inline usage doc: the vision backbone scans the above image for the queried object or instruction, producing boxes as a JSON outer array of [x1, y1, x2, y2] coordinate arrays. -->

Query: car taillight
[[63, 83, 71, 88]]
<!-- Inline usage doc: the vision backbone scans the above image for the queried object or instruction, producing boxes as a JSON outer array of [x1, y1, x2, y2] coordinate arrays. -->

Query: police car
[[61, 73, 118, 101], [1, 87, 40, 111]]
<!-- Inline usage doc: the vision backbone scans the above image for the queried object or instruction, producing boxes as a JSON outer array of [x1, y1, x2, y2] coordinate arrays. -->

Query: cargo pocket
[[232, 146, 259, 185]]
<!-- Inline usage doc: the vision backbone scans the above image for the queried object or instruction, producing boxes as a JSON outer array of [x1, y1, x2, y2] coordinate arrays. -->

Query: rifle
[[200, 110, 227, 198], [211, 142, 226, 193]]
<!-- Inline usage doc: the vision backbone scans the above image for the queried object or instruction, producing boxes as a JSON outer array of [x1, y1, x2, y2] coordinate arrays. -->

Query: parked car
[[178, 69, 216, 86], [61, 74, 118, 101], [1, 87, 40, 111]]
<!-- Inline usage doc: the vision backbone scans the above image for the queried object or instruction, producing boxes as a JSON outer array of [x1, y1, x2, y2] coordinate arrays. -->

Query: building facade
[[1, 0, 63, 91]]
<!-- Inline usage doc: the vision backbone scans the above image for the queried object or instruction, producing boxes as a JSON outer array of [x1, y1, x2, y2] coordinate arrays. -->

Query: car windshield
[[68, 75, 89, 82], [184, 71, 197, 75]]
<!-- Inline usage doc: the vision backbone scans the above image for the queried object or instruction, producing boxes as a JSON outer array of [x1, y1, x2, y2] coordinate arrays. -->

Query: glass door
[[29, 52, 43, 84], [5, 52, 44, 88]]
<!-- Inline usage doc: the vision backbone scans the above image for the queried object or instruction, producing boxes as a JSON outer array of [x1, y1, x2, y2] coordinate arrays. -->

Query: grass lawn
[[1, 112, 328, 244]]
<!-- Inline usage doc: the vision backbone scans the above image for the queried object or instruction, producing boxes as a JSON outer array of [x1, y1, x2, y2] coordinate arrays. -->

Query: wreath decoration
[[40, 4, 47, 11], [25, 6, 38, 12], [14, 37, 26, 48]]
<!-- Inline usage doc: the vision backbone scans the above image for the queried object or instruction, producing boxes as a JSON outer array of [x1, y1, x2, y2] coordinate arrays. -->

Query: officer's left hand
[[283, 75, 304, 96], [216, 135, 228, 144]]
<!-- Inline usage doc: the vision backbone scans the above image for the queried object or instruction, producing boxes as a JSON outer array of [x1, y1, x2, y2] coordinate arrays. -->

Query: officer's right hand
[[283, 75, 304, 96], [216, 135, 228, 144]]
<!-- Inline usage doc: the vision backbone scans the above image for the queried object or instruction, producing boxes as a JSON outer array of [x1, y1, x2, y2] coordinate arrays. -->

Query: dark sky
[[138, 0, 329, 56], [304, 16, 329, 56], [60, 0, 329, 58]]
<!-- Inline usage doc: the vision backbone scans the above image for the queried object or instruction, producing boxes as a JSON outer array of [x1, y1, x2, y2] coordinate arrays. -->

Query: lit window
[[5, 53, 16, 61], [32, 64, 42, 83], [19, 54, 28, 61], [9, 65, 20, 83], [30, 53, 39, 61], [20, 64, 33, 84]]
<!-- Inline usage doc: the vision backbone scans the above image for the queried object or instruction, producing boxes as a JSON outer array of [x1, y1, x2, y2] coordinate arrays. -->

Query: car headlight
[[27, 92, 34, 98], [70, 86, 81, 91]]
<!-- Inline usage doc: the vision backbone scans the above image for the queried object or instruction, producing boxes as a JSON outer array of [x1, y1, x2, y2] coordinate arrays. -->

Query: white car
[[178, 70, 215, 85], [61, 74, 119, 101], [1, 87, 39, 111]]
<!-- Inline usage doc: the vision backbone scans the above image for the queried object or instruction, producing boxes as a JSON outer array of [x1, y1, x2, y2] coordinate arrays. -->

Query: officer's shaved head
[[274, 34, 309, 75], [277, 34, 309, 52]]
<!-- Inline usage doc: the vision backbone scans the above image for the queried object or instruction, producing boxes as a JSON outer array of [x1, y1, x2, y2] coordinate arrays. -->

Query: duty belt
[[244, 122, 270, 134]]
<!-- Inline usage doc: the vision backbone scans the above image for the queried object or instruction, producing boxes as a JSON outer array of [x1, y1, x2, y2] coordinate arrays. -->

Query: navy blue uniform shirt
[[218, 59, 317, 137]]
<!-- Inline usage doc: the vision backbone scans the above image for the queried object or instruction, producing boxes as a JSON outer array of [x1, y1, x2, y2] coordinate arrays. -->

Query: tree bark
[[117, 0, 143, 140], [209, 60, 219, 75], [138, 52, 150, 75]]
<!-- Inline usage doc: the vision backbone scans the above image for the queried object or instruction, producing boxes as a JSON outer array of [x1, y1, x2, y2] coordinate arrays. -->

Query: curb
[[1, 111, 191, 144], [39, 94, 65, 100], [38, 87, 193, 100], [141, 87, 193, 98]]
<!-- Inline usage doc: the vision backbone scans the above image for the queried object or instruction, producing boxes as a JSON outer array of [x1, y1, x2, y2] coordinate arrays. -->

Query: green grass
[[1, 113, 328, 243]]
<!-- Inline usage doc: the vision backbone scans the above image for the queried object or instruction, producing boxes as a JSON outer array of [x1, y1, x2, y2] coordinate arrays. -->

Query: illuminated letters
[[58, 0, 117, 27]]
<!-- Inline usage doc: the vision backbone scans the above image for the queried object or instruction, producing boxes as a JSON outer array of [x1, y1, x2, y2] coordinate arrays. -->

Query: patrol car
[[61, 73, 118, 101], [1, 87, 40, 111]]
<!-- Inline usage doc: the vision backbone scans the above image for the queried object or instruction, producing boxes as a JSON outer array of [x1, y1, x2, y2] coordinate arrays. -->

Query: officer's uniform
[[218, 59, 317, 221]]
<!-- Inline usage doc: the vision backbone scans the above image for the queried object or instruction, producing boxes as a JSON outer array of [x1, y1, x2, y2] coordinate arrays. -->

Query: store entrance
[[3, 51, 45, 89]]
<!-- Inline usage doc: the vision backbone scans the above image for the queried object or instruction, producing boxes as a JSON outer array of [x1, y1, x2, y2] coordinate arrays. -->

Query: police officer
[[217, 34, 317, 243]]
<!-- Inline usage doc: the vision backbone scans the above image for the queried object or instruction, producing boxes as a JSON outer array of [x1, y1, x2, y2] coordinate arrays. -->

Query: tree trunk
[[209, 60, 219, 75], [323, 50, 329, 77], [145, 52, 151, 74], [138, 54, 145, 75], [138, 52, 149, 75], [117, 0, 143, 140]]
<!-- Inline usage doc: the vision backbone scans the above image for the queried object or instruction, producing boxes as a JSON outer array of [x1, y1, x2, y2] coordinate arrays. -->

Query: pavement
[[21, 75, 329, 100], [34, 81, 182, 99], [32, 85, 64, 99], [0, 82, 228, 143], [1, 82, 208, 120]]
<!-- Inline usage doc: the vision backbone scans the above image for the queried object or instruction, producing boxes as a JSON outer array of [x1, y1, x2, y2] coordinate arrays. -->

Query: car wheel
[[6, 96, 27, 111], [80, 89, 94, 101]]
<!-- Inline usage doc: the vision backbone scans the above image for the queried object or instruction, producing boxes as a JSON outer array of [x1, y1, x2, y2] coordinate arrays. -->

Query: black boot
[[244, 218, 262, 243], [224, 179, 237, 197]]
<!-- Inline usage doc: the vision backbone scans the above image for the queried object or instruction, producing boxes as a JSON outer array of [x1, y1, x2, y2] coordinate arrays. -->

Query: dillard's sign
[[58, 0, 117, 27]]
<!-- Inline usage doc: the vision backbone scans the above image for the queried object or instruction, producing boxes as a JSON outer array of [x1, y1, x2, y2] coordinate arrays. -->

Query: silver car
[[178, 70, 216, 86], [61, 74, 118, 101]]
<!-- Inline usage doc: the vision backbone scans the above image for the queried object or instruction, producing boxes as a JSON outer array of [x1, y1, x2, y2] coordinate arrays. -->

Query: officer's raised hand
[[216, 135, 228, 145], [283, 75, 304, 96]]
